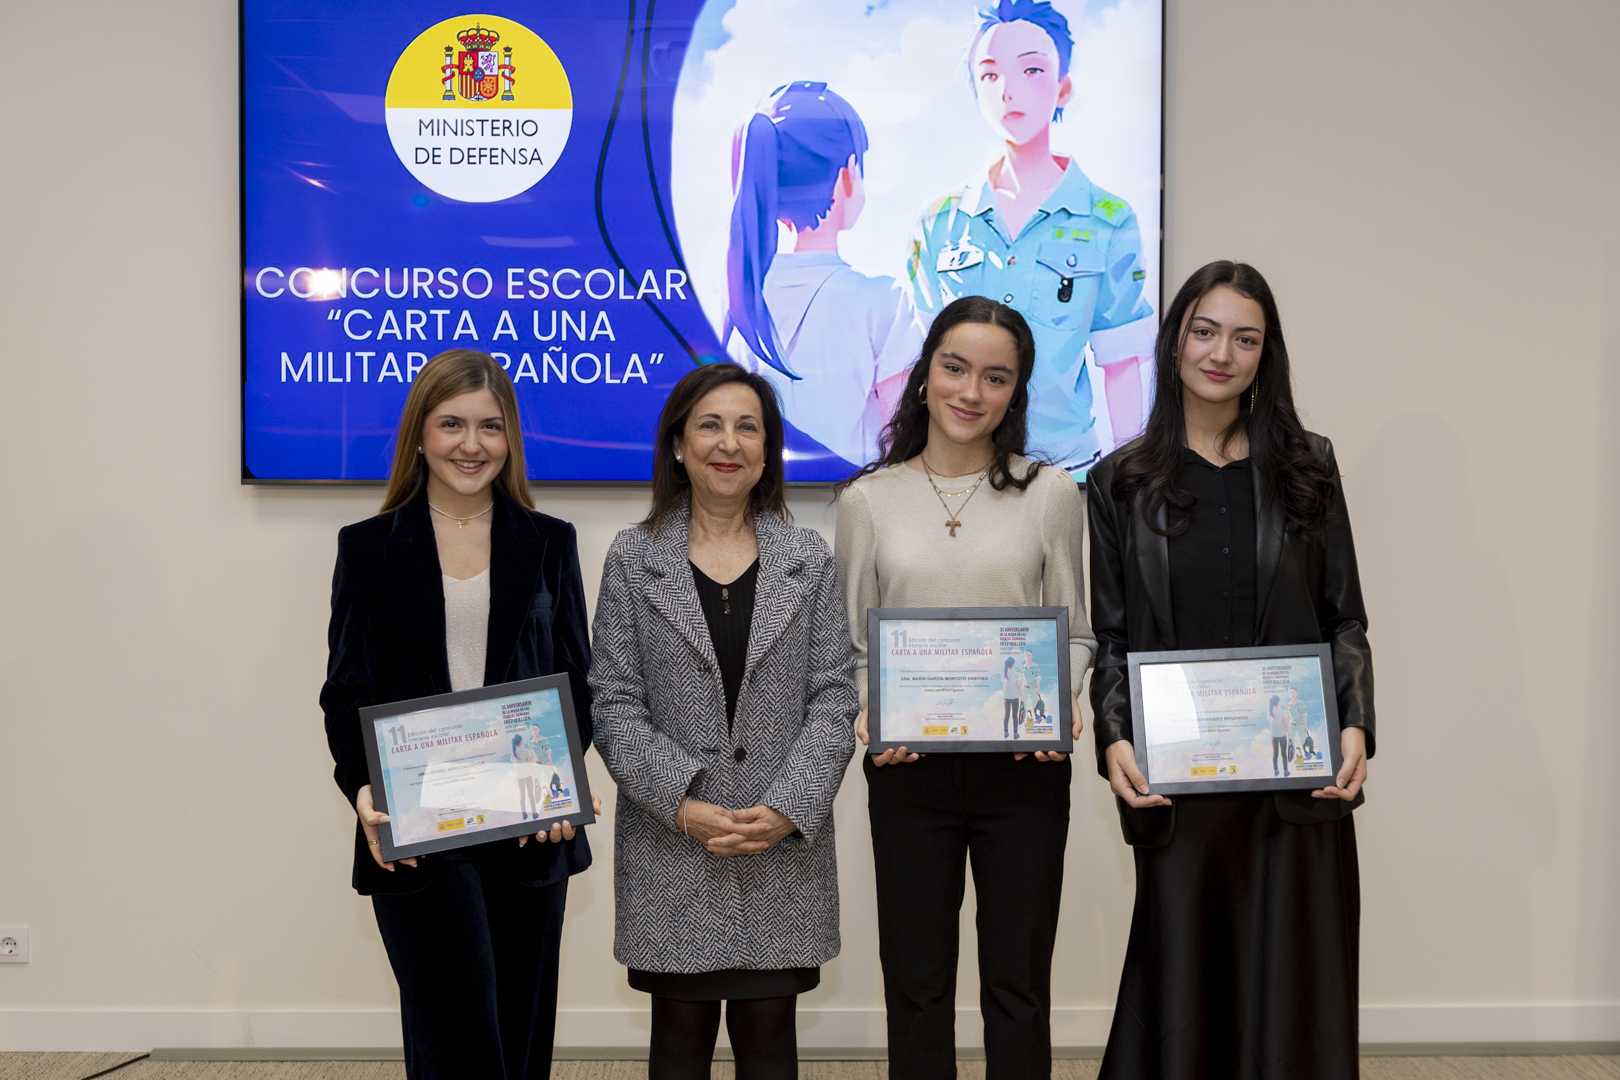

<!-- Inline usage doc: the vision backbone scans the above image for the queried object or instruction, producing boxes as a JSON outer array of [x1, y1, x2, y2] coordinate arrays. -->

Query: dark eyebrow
[[937, 349, 1015, 374], [694, 411, 761, 422], [1189, 314, 1264, 335], [1017, 50, 1050, 58]]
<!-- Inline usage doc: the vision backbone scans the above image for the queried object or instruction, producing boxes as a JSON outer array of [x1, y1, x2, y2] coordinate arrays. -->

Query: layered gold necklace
[[922, 456, 991, 537]]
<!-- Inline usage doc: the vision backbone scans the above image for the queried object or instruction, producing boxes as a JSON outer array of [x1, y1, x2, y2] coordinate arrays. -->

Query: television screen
[[241, 0, 1162, 482]]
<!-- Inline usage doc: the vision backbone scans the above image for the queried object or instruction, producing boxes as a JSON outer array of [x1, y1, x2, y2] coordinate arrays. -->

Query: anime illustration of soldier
[[725, 82, 923, 469], [906, 0, 1155, 473]]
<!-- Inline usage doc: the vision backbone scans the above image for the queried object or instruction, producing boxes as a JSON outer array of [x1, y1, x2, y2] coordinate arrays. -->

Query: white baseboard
[[1, 1003, 1616, 1053]]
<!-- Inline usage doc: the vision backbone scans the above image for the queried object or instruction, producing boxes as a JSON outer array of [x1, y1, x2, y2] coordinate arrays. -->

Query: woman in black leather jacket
[[1087, 262, 1374, 1080]]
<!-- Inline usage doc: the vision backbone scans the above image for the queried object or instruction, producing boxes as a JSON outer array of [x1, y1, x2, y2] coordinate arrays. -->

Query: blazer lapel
[[484, 494, 545, 686], [1253, 465, 1285, 635], [639, 513, 721, 673], [386, 492, 453, 695], [1133, 490, 1177, 649], [740, 515, 810, 686]]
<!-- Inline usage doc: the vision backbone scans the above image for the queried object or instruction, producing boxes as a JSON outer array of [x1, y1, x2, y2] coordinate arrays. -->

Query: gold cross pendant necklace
[[428, 499, 495, 529], [922, 456, 990, 537]]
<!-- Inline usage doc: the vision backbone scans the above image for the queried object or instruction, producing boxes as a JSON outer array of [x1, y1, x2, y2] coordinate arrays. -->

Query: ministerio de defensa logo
[[385, 14, 573, 203]]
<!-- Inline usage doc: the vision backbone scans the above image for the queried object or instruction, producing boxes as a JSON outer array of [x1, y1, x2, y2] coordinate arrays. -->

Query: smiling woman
[[321, 349, 601, 1080], [590, 362, 858, 1078], [834, 295, 1097, 1078]]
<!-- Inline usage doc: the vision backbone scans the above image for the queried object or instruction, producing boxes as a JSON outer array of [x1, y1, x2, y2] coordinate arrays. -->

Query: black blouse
[[1165, 449, 1258, 651], [691, 559, 760, 729]]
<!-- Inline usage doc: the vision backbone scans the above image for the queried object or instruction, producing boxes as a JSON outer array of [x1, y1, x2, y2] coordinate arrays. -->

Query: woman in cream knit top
[[832, 295, 1096, 1080]]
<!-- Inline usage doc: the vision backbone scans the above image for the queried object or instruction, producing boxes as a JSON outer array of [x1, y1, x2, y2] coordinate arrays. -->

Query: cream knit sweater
[[834, 455, 1097, 706]]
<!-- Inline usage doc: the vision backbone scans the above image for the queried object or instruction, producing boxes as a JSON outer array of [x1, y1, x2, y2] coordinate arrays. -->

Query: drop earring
[[1249, 379, 1259, 411]]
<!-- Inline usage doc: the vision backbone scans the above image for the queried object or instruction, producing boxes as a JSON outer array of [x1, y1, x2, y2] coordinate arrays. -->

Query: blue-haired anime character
[[724, 81, 923, 469], [905, 0, 1156, 475]]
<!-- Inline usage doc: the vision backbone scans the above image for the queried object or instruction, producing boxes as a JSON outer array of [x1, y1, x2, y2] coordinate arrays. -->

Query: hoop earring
[[919, 384, 928, 403]]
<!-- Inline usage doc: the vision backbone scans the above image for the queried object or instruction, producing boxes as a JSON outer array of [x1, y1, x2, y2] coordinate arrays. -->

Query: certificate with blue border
[[867, 607, 1073, 755], [359, 673, 595, 860], [1127, 644, 1343, 795]]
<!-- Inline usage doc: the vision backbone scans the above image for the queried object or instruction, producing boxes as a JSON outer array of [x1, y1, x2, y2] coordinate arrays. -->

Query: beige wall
[[2, 0, 1617, 1052]]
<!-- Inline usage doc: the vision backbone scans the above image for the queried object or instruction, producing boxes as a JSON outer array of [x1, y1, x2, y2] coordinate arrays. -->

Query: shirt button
[[1007, 255, 1017, 266], [733, 747, 746, 763], [1003, 294, 1014, 304], [1066, 254, 1077, 267], [1222, 635, 1230, 643], [1219, 507, 1227, 514], [1222, 591, 1230, 599], [1222, 547, 1230, 555]]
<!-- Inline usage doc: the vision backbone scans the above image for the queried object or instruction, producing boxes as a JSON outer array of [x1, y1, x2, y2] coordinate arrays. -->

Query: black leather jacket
[[1087, 432, 1374, 846]]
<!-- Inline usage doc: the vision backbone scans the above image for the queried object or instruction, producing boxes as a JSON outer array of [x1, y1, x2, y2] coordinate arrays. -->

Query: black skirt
[[628, 966, 820, 1002], [1099, 794, 1360, 1080]]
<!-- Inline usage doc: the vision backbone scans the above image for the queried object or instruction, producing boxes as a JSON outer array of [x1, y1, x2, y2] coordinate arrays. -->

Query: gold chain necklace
[[922, 456, 990, 537], [428, 499, 494, 529]]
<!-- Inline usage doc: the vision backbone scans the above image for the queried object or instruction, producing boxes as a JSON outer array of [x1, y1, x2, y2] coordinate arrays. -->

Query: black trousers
[[865, 753, 1071, 1080], [372, 850, 568, 1080]]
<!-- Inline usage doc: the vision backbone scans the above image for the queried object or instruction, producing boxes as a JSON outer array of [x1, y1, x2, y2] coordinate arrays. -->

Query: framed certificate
[[1127, 644, 1343, 795], [867, 607, 1073, 755], [359, 674, 596, 861]]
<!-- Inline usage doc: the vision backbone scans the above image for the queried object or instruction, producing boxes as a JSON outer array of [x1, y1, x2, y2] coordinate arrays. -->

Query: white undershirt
[[442, 568, 490, 692]]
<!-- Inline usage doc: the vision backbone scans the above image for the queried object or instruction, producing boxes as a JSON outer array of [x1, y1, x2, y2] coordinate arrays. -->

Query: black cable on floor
[[78, 1053, 150, 1080]]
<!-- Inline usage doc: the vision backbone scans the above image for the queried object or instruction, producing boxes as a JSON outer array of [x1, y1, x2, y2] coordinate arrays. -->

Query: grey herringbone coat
[[590, 509, 858, 973]]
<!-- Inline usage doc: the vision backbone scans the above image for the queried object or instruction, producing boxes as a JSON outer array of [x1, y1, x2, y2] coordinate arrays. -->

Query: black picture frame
[[1126, 644, 1343, 796], [359, 673, 595, 860], [867, 606, 1073, 755]]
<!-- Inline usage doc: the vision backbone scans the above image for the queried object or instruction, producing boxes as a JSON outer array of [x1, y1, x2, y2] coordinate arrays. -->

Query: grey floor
[[5, 1056, 1620, 1080]]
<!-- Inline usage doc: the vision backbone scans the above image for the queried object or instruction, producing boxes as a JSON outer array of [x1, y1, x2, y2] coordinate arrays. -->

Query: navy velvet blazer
[[320, 488, 594, 895]]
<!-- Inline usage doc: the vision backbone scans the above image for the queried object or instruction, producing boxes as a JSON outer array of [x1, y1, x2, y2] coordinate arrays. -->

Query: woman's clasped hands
[[679, 797, 796, 856]]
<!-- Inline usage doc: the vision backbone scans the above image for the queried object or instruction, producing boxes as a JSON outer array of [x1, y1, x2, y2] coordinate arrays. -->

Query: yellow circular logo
[[385, 14, 573, 202]]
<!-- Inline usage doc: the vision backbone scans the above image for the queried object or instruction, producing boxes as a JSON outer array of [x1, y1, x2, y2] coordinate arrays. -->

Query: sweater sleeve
[[1040, 473, 1098, 686], [833, 483, 882, 708]]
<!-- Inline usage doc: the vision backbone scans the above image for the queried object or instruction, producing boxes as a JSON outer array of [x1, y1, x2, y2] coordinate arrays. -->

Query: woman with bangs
[[320, 349, 599, 1080]]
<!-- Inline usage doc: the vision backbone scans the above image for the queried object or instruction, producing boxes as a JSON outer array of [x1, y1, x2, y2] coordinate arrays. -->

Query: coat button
[[1066, 254, 1077, 267], [734, 747, 746, 763], [1007, 255, 1017, 266], [1003, 294, 1014, 304]]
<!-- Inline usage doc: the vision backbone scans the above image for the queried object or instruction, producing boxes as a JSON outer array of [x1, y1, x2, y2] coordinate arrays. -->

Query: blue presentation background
[[242, 0, 852, 482]]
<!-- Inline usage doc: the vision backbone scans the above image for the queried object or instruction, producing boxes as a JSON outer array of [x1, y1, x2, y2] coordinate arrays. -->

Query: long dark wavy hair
[[641, 362, 790, 533], [1108, 261, 1335, 536], [840, 295, 1042, 492]]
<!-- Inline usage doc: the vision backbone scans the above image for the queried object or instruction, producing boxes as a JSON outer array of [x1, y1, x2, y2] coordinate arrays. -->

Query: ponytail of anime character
[[724, 81, 869, 380]]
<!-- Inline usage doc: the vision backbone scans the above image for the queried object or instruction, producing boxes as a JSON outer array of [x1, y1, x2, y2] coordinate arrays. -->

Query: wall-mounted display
[[242, 0, 1162, 483]]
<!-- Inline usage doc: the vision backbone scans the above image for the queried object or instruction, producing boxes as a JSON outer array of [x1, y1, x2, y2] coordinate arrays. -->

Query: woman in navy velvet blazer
[[320, 350, 596, 1080]]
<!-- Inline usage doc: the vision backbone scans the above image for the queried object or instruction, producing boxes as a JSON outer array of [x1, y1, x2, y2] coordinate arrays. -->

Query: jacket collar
[[638, 504, 811, 700], [1253, 466, 1285, 631], [1132, 490, 1177, 650], [384, 486, 544, 692]]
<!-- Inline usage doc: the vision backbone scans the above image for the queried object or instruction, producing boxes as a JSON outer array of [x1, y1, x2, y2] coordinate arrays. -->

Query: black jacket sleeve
[[1312, 437, 1376, 757], [551, 522, 594, 754], [1087, 468, 1135, 778], [320, 525, 378, 809]]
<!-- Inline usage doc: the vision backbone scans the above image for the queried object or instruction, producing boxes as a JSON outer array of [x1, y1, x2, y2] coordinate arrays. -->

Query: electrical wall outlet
[[0, 928, 29, 963]]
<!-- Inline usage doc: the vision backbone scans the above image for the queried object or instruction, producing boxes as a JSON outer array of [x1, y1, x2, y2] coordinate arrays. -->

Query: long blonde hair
[[379, 350, 533, 514]]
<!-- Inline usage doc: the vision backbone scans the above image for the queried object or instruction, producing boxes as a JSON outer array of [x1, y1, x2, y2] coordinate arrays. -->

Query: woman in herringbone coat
[[590, 362, 859, 1080]]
